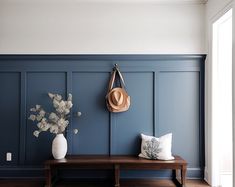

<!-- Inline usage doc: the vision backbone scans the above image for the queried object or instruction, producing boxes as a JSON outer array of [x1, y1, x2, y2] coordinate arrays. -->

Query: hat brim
[[107, 88, 129, 110]]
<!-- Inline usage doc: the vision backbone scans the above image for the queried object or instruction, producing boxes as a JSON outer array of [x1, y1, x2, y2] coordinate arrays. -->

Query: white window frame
[[205, 2, 234, 186]]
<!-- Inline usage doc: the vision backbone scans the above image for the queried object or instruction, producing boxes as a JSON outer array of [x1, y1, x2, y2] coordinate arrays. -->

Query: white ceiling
[[161, 0, 208, 3], [77, 0, 208, 4], [12, 0, 208, 4]]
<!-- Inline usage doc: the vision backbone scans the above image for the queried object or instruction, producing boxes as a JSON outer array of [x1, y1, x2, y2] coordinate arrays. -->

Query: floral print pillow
[[139, 133, 174, 160]]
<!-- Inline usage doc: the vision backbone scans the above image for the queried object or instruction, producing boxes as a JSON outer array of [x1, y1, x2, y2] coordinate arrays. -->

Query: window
[[212, 9, 233, 187]]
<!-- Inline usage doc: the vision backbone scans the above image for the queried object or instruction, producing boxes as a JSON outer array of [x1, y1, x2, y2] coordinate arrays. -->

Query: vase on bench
[[52, 134, 67, 159]]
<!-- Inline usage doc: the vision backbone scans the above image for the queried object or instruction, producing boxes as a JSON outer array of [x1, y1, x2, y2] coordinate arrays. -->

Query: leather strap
[[116, 68, 126, 88], [108, 67, 126, 92], [108, 69, 116, 91]]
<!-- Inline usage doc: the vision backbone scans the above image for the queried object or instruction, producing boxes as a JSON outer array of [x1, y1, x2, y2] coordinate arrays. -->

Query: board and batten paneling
[[0, 55, 205, 179], [0, 73, 20, 166]]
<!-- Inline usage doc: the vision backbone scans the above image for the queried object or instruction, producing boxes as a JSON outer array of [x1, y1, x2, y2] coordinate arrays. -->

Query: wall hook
[[114, 64, 119, 70]]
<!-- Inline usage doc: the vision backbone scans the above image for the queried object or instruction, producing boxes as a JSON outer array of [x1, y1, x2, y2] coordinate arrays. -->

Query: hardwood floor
[[0, 179, 210, 187]]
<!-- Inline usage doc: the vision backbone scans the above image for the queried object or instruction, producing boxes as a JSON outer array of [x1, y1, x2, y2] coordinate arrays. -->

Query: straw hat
[[106, 87, 130, 111], [106, 65, 130, 112]]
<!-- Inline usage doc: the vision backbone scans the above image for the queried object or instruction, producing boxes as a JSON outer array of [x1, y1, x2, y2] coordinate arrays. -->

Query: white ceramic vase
[[52, 134, 67, 159]]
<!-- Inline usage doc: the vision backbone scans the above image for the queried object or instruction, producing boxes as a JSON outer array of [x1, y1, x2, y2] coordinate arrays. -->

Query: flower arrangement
[[28, 93, 81, 137]]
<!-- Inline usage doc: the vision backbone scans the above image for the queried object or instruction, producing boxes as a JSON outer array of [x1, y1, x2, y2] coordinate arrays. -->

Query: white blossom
[[68, 94, 72, 101], [77, 112, 82, 117], [48, 92, 54, 99], [28, 114, 36, 121], [59, 126, 66, 133], [49, 112, 59, 122], [64, 109, 70, 115], [54, 94, 62, 101], [37, 120, 50, 131], [59, 101, 65, 108], [39, 110, 46, 117], [66, 101, 73, 109], [30, 108, 37, 112], [36, 115, 43, 121], [57, 118, 69, 127], [41, 117, 47, 123], [57, 118, 66, 127], [64, 120, 69, 126], [37, 122, 42, 128], [42, 124, 50, 131], [53, 99, 60, 108], [36, 105, 41, 110], [33, 130, 40, 137], [73, 129, 78, 134], [50, 125, 59, 134], [56, 107, 64, 114]]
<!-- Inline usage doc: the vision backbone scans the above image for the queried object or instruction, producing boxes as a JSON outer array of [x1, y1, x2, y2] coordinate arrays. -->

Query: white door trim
[[205, 2, 233, 186]]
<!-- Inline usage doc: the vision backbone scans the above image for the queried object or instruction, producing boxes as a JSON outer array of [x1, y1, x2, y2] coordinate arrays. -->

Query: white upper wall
[[0, 0, 206, 54]]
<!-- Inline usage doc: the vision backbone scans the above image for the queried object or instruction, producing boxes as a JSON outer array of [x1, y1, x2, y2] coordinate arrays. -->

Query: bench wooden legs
[[172, 166, 187, 187], [181, 165, 187, 187], [45, 165, 52, 187], [45, 163, 187, 187], [114, 164, 120, 187]]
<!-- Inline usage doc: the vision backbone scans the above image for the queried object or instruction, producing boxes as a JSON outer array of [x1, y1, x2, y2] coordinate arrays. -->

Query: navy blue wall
[[0, 55, 205, 179]]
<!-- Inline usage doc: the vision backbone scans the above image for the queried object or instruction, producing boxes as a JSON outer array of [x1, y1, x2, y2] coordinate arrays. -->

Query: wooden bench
[[44, 155, 187, 187]]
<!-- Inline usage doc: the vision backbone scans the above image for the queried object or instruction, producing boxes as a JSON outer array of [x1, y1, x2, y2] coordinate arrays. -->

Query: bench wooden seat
[[44, 155, 187, 187]]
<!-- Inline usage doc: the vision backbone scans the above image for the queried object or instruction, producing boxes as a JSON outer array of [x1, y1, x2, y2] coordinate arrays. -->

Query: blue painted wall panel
[[158, 72, 200, 168], [72, 73, 110, 155], [26, 72, 66, 165], [0, 73, 20, 166], [113, 72, 154, 155]]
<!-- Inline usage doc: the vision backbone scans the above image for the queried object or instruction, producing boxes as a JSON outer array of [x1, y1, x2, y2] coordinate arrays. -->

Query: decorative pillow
[[138, 133, 174, 160]]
